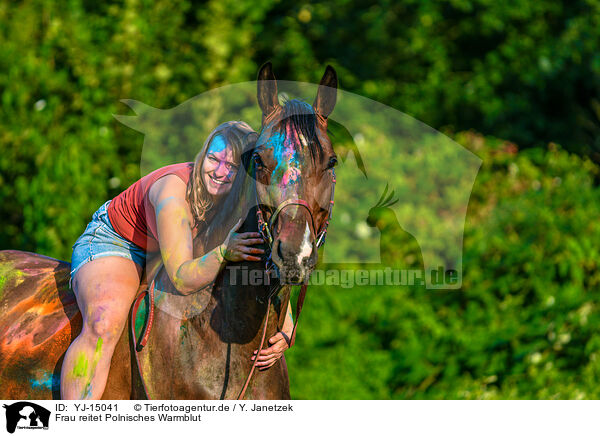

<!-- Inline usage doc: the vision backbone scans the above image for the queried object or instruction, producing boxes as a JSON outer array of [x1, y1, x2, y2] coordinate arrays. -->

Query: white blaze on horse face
[[298, 222, 312, 265]]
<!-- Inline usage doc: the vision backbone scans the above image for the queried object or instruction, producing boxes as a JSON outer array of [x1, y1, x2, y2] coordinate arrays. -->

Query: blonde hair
[[186, 121, 257, 229]]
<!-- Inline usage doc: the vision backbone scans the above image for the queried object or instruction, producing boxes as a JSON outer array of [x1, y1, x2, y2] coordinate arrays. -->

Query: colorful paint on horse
[[261, 100, 320, 205], [265, 130, 303, 192], [179, 323, 188, 345], [0, 250, 82, 399], [29, 371, 55, 390], [0, 261, 25, 299]]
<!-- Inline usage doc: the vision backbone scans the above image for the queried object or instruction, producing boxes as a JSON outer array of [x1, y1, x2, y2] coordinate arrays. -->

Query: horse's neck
[[206, 190, 281, 344], [151, 171, 275, 334]]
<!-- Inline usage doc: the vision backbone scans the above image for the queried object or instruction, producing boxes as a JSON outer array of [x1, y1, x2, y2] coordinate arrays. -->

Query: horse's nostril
[[277, 240, 284, 261], [288, 272, 301, 284]]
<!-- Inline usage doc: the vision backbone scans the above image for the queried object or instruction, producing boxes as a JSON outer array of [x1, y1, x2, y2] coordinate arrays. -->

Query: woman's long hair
[[186, 121, 257, 238]]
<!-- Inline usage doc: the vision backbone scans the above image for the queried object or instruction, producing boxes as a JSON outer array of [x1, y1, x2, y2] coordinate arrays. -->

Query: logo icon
[[3, 402, 50, 433]]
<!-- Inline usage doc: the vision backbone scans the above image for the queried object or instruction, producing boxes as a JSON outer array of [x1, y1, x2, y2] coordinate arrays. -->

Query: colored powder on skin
[[156, 196, 178, 216], [172, 276, 185, 292], [209, 135, 228, 153], [94, 337, 103, 357], [72, 352, 89, 378], [82, 337, 103, 399]]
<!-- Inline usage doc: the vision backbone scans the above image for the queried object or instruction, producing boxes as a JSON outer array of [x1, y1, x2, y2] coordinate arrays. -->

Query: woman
[[61, 121, 293, 400]]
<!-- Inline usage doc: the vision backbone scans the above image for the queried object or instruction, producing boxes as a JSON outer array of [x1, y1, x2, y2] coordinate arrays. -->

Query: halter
[[255, 167, 336, 255]]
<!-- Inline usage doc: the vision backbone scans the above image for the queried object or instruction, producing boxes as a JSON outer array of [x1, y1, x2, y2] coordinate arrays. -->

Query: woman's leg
[[61, 256, 142, 400]]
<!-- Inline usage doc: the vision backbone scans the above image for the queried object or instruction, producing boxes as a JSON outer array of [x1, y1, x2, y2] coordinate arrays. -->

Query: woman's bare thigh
[[72, 256, 143, 336]]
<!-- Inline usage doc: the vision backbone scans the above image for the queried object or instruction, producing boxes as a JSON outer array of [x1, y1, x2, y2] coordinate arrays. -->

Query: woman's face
[[201, 134, 238, 197]]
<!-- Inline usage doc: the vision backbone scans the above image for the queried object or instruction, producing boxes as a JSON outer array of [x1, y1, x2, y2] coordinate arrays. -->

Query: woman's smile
[[208, 173, 231, 186]]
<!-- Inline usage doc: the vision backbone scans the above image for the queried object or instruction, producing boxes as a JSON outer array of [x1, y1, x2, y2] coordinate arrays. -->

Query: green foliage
[[254, 0, 600, 159], [2, 0, 599, 258], [287, 134, 600, 399], [0, 0, 268, 258]]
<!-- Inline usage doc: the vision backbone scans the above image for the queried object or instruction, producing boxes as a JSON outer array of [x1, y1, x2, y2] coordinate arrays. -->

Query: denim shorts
[[70, 200, 147, 287]]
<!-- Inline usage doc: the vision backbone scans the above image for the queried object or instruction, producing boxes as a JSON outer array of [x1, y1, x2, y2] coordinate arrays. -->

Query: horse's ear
[[257, 62, 280, 118], [313, 65, 337, 118]]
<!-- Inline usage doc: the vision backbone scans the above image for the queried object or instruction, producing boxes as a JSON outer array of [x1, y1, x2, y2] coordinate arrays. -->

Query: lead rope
[[237, 283, 308, 400], [237, 294, 273, 400], [238, 167, 335, 399]]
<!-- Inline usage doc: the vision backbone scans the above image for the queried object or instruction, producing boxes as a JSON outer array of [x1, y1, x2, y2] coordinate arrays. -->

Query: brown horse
[[0, 63, 338, 399]]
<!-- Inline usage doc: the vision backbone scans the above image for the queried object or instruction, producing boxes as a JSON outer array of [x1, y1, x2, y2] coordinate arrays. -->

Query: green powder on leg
[[72, 352, 89, 378], [82, 337, 104, 399]]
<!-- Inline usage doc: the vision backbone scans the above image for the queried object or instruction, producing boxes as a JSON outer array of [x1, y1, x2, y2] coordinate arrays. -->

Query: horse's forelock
[[275, 99, 323, 162]]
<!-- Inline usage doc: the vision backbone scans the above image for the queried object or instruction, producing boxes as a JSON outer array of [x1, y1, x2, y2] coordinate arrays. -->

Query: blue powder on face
[[209, 134, 228, 154]]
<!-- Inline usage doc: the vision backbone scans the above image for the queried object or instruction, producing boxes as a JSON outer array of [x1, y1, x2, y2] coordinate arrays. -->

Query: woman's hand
[[252, 331, 290, 370], [221, 218, 265, 262]]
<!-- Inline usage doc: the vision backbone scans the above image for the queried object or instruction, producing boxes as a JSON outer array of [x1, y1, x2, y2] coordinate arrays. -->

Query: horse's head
[[253, 63, 338, 284]]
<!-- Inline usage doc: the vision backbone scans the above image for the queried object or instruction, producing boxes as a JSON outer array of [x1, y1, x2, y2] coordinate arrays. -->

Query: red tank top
[[107, 162, 194, 252]]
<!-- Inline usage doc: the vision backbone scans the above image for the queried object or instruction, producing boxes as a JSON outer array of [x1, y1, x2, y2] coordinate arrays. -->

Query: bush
[[287, 133, 600, 399]]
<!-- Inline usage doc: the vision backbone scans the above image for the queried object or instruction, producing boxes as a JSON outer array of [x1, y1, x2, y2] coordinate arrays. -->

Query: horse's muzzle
[[270, 238, 317, 284]]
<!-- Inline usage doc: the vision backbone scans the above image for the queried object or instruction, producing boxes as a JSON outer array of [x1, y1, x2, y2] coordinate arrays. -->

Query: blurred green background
[[1, 0, 599, 398]]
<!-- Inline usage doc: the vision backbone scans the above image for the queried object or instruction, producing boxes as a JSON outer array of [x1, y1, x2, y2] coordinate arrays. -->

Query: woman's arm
[[149, 175, 263, 295]]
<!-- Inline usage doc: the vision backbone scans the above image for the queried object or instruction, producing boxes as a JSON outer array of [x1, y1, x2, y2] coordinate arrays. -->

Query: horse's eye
[[253, 153, 265, 168], [327, 157, 337, 169]]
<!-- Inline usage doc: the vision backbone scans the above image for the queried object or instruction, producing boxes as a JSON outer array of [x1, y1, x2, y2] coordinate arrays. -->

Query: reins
[[237, 166, 336, 399], [130, 272, 157, 399], [236, 283, 308, 400]]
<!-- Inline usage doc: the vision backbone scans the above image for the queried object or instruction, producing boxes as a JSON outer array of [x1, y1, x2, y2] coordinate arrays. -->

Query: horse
[[0, 62, 338, 399]]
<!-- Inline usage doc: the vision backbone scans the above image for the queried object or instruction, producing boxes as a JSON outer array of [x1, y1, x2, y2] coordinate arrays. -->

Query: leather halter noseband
[[255, 168, 336, 253]]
